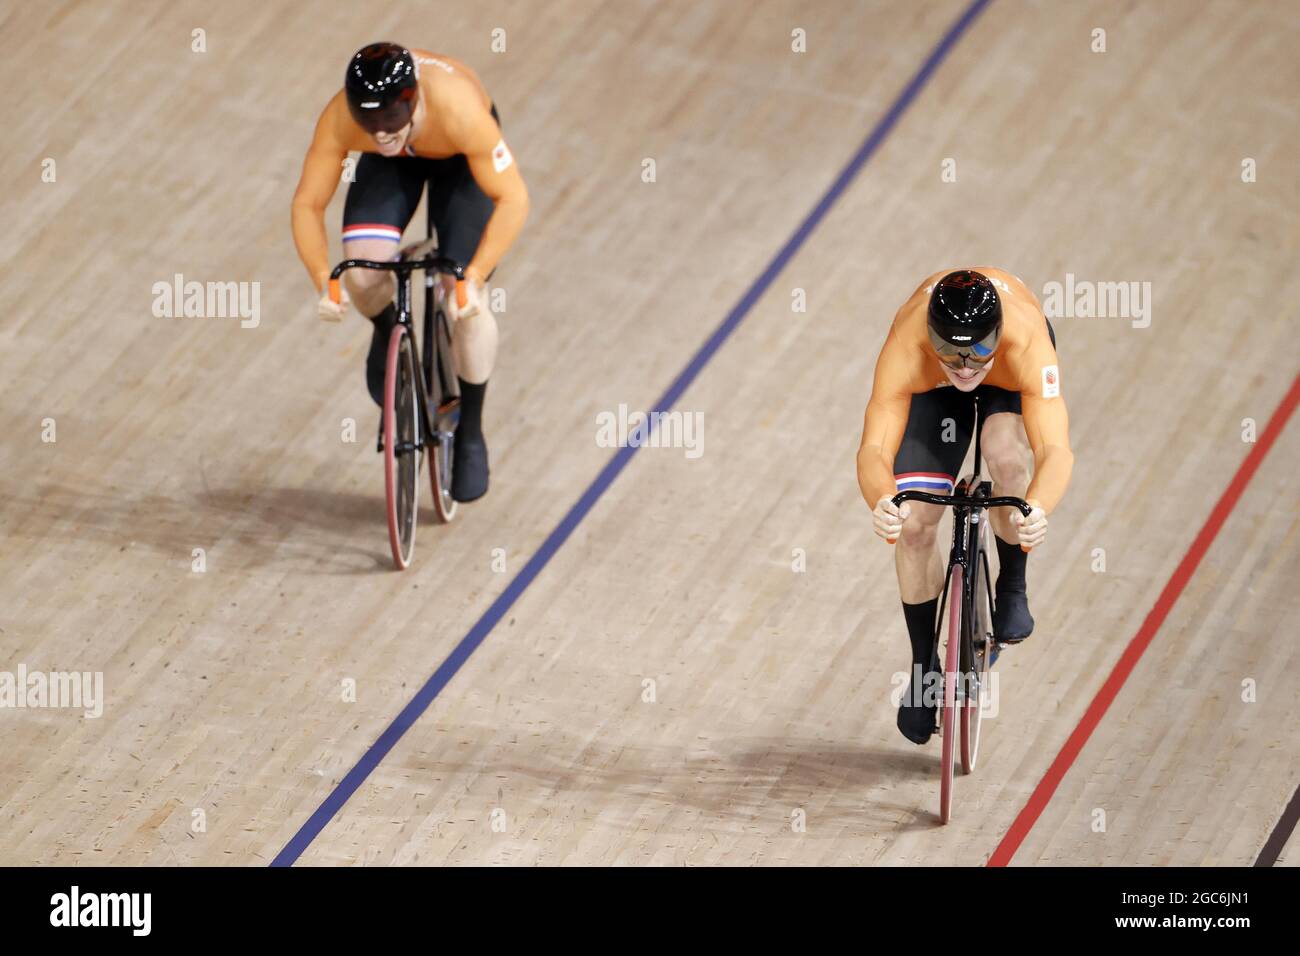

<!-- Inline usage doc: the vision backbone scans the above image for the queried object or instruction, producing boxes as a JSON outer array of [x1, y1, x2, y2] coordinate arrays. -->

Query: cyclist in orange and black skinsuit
[[291, 42, 528, 503], [857, 268, 1073, 744]]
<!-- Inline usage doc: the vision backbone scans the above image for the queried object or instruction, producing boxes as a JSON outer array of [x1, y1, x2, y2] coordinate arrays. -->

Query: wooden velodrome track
[[1, 0, 1297, 866]]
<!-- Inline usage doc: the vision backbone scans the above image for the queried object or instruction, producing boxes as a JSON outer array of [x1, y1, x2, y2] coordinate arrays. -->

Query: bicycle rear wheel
[[426, 296, 459, 523], [384, 326, 421, 569], [961, 522, 996, 773], [939, 563, 962, 824]]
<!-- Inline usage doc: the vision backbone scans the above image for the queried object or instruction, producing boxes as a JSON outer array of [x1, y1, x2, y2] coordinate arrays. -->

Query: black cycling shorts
[[341, 105, 500, 271], [893, 320, 1056, 495]]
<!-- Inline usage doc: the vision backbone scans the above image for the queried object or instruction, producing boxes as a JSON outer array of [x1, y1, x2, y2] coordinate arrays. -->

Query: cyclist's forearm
[[466, 193, 529, 283], [857, 445, 896, 507], [1026, 445, 1073, 514], [291, 201, 332, 293]]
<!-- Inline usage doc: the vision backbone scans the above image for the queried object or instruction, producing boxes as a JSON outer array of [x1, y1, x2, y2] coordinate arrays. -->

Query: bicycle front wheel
[[939, 563, 962, 824], [384, 326, 421, 569]]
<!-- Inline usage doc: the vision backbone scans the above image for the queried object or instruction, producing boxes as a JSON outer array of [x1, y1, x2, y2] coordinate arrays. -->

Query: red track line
[[987, 370, 1300, 866]]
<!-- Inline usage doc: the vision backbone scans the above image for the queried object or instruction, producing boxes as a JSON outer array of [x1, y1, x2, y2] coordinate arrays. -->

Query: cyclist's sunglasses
[[928, 326, 999, 370]]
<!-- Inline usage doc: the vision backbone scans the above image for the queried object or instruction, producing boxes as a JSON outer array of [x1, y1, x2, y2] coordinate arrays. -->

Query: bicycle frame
[[891, 398, 1033, 675], [327, 252, 464, 451]]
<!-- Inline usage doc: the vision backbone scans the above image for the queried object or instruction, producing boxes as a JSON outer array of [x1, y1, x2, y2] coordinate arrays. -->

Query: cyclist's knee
[[899, 501, 943, 543], [343, 268, 395, 315], [981, 416, 1030, 487], [984, 445, 1030, 488]]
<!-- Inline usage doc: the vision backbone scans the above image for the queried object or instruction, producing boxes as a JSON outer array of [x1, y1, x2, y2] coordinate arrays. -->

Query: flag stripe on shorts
[[894, 472, 955, 493], [343, 223, 402, 242]]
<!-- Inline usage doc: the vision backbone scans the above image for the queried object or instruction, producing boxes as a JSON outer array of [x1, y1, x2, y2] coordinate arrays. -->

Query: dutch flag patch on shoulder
[[491, 138, 513, 173], [1041, 364, 1060, 398]]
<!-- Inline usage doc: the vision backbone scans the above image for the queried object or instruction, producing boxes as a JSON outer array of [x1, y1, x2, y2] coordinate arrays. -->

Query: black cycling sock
[[902, 598, 940, 670], [995, 535, 1027, 593], [370, 302, 396, 332], [457, 378, 487, 439], [365, 304, 398, 405]]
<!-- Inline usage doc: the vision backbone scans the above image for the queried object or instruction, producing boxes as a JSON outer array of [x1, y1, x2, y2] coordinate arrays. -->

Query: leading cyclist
[[856, 269, 1073, 744], [291, 42, 529, 502]]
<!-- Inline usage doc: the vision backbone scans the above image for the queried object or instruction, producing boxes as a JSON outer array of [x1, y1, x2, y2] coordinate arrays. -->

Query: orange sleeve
[[1015, 333, 1073, 513], [857, 324, 920, 506], [448, 95, 529, 283], [290, 98, 350, 293]]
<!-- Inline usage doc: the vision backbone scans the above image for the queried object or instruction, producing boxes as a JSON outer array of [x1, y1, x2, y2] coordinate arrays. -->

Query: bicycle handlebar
[[891, 489, 1033, 516], [327, 254, 467, 307]]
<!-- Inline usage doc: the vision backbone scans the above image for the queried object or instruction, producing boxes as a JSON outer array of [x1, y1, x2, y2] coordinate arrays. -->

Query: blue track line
[[271, 0, 992, 866]]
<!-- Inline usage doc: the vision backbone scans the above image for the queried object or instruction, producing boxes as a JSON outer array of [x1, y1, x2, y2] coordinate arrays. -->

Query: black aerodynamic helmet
[[345, 42, 419, 134], [926, 270, 1002, 361]]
